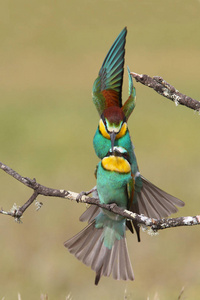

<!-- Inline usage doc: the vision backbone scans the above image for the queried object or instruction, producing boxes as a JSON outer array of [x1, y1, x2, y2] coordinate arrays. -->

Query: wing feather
[[122, 66, 136, 120], [136, 176, 185, 219], [93, 27, 127, 115]]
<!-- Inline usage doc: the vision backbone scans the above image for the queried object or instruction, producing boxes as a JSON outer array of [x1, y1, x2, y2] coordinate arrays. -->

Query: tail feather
[[120, 238, 134, 280], [94, 237, 134, 284], [80, 205, 135, 236], [79, 205, 100, 223], [112, 241, 120, 280], [64, 221, 134, 285], [101, 239, 118, 278], [91, 239, 107, 271], [81, 226, 103, 266], [65, 225, 93, 255]]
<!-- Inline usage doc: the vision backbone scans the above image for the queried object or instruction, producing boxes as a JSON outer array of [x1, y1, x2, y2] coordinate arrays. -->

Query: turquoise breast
[[93, 128, 138, 174]]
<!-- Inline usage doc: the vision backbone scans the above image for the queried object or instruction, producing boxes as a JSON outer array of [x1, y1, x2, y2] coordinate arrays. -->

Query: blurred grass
[[0, 0, 200, 299]]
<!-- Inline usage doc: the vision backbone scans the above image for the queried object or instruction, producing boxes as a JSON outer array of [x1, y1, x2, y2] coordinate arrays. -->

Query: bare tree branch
[[131, 72, 200, 112], [1, 162, 200, 232]]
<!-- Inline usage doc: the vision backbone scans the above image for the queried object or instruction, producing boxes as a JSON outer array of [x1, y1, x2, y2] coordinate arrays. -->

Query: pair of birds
[[64, 28, 184, 285]]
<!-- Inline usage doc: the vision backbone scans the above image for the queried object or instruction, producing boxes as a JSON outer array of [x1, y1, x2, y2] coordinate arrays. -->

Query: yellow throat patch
[[102, 156, 131, 173], [99, 119, 127, 140], [116, 122, 127, 139]]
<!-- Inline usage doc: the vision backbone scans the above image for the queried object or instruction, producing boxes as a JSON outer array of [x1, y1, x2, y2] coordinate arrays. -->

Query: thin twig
[[1, 162, 200, 232], [131, 72, 200, 111]]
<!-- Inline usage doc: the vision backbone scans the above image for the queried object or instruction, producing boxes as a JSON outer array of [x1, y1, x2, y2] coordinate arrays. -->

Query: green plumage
[[98, 27, 126, 102], [92, 28, 184, 242], [122, 67, 136, 119], [92, 27, 136, 117], [93, 128, 138, 174], [65, 27, 185, 286], [64, 147, 134, 284], [95, 213, 125, 250]]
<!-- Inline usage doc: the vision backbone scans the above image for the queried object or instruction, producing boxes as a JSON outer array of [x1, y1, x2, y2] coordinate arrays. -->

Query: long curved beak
[[110, 131, 116, 152]]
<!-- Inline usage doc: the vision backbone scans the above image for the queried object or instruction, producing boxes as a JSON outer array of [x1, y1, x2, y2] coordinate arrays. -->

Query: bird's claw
[[109, 203, 117, 210], [76, 191, 88, 203], [76, 187, 97, 203]]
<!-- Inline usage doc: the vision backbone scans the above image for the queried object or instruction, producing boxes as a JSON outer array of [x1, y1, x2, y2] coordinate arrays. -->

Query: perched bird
[[64, 28, 185, 285], [92, 27, 184, 241], [64, 147, 135, 285]]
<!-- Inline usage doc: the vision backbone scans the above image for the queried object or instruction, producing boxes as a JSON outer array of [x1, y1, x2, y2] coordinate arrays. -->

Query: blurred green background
[[0, 0, 200, 299]]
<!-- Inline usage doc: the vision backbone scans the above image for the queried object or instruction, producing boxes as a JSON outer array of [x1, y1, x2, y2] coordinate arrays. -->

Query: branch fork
[[1, 161, 200, 232]]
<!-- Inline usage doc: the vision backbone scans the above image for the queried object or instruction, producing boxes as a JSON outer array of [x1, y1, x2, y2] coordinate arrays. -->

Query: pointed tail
[[64, 221, 134, 285]]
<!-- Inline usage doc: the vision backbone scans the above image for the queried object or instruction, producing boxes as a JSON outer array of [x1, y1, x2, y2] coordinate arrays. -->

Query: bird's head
[[99, 106, 127, 151]]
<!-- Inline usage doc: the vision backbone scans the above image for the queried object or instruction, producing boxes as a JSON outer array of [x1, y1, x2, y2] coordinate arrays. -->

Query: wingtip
[[122, 26, 128, 37], [180, 201, 185, 207], [123, 26, 127, 32], [117, 27, 127, 40]]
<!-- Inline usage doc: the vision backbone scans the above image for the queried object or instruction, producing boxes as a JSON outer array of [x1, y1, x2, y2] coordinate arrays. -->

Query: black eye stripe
[[101, 114, 106, 125], [105, 149, 131, 164]]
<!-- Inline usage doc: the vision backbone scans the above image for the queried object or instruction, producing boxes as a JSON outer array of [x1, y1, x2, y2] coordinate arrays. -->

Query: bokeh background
[[0, 0, 200, 299]]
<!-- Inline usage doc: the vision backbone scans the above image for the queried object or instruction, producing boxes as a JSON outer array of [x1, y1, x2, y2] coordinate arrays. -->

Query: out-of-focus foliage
[[0, 0, 199, 299]]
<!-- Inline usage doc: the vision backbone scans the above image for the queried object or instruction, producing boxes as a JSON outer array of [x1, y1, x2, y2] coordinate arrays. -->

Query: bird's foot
[[76, 187, 97, 203]]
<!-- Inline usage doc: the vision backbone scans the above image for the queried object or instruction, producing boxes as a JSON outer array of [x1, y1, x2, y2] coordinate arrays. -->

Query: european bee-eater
[[92, 27, 184, 241], [64, 147, 135, 285]]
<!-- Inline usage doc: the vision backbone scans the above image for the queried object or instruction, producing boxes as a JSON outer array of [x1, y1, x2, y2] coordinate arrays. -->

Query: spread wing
[[137, 176, 185, 219], [93, 27, 127, 115], [122, 67, 136, 120], [129, 174, 185, 242]]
